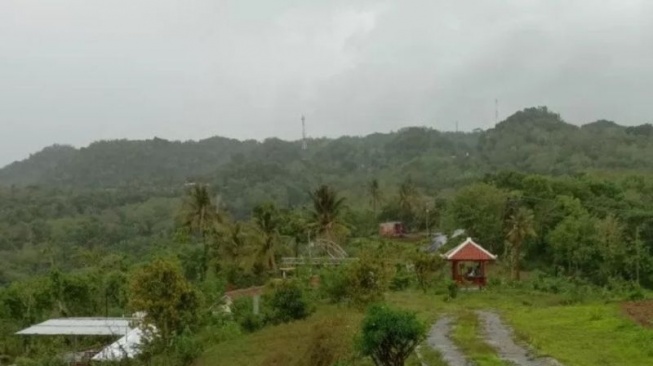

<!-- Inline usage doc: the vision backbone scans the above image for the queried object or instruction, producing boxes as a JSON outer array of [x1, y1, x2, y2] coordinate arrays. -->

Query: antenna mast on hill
[[301, 115, 307, 150], [495, 99, 499, 124]]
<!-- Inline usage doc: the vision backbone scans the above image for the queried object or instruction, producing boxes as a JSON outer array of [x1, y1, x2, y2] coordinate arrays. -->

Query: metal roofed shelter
[[16, 317, 146, 363], [16, 318, 132, 336], [92, 327, 150, 361], [442, 237, 497, 287]]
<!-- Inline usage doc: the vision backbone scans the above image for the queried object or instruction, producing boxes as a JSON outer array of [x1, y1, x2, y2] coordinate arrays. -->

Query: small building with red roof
[[441, 237, 497, 287]]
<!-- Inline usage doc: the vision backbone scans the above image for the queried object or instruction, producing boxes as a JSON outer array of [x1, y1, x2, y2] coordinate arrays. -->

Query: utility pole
[[307, 230, 312, 274], [495, 99, 499, 124]]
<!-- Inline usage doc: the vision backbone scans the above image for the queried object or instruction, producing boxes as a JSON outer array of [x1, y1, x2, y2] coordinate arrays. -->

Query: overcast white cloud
[[1, 0, 652, 166]]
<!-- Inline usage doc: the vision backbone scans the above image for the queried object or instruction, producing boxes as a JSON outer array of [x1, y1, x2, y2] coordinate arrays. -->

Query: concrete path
[[426, 316, 472, 366], [476, 311, 563, 366]]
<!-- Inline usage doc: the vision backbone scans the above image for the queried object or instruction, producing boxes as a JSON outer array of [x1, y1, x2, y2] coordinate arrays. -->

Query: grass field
[[196, 289, 653, 366], [195, 305, 368, 366], [507, 304, 653, 366]]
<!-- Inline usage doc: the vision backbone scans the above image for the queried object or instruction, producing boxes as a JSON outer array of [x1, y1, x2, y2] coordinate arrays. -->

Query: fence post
[[253, 295, 260, 315]]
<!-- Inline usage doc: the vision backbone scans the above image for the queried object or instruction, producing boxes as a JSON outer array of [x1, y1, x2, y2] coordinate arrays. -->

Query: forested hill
[[1, 106, 652, 195]]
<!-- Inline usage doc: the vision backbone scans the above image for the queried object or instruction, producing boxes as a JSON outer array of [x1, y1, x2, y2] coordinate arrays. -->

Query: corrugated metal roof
[[16, 318, 133, 336], [92, 327, 148, 361]]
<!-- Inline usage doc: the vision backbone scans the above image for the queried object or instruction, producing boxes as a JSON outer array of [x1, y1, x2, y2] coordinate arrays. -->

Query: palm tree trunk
[[512, 242, 521, 281], [266, 237, 277, 271]]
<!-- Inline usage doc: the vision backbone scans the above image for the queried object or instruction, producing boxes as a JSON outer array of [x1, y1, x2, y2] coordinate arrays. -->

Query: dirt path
[[621, 300, 653, 327], [426, 316, 471, 366], [476, 311, 563, 366]]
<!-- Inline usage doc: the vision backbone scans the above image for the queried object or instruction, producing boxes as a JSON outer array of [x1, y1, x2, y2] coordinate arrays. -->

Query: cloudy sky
[[1, 0, 652, 166]]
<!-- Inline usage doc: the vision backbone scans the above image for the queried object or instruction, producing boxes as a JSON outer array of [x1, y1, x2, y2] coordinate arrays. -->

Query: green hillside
[[2, 106, 653, 366]]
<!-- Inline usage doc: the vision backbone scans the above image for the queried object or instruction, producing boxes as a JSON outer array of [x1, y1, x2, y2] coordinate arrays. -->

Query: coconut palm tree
[[506, 207, 536, 281], [397, 177, 419, 228], [308, 184, 347, 241], [253, 202, 282, 271], [181, 184, 222, 279], [398, 177, 417, 214], [368, 179, 382, 215], [221, 222, 248, 264]]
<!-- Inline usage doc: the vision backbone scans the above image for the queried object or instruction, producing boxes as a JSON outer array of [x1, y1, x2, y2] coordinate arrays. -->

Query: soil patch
[[621, 300, 653, 327]]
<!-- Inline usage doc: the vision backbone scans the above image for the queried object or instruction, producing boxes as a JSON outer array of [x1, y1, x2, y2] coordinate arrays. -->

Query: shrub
[[320, 256, 391, 308], [446, 280, 458, 300], [627, 286, 645, 301], [390, 264, 412, 291], [239, 312, 267, 332], [198, 319, 242, 344], [345, 257, 392, 308], [266, 280, 313, 324], [321, 267, 349, 304], [0, 355, 11, 366], [14, 358, 38, 366], [231, 297, 266, 332], [172, 330, 204, 366], [294, 316, 357, 366], [412, 253, 444, 292], [357, 304, 427, 366]]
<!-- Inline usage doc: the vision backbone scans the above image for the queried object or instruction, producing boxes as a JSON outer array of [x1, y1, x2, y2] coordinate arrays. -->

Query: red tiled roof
[[442, 237, 497, 261]]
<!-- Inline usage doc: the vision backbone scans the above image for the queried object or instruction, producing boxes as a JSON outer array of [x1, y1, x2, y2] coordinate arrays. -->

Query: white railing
[[280, 257, 358, 266]]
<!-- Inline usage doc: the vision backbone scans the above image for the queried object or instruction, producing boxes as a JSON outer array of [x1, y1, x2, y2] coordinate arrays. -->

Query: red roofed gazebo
[[442, 237, 497, 287]]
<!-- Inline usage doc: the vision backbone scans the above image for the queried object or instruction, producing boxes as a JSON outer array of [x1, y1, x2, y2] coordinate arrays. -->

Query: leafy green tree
[[450, 183, 507, 253], [129, 259, 202, 343], [595, 215, 626, 280], [3, 277, 54, 326], [412, 253, 445, 292], [547, 213, 598, 275], [309, 185, 348, 241], [358, 304, 427, 366], [506, 207, 536, 281], [103, 270, 128, 315], [626, 226, 647, 285]]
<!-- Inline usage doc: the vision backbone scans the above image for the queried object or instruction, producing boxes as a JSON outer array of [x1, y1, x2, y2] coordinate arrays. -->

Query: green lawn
[[197, 289, 653, 366], [388, 290, 653, 366], [506, 304, 653, 366], [195, 305, 368, 366]]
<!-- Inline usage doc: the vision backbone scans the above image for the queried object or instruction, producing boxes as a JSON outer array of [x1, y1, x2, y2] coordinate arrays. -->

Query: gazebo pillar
[[479, 260, 486, 286], [451, 260, 458, 283]]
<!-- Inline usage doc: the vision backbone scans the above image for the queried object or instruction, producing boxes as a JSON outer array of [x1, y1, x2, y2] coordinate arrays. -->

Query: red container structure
[[379, 221, 406, 237], [441, 237, 497, 287]]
